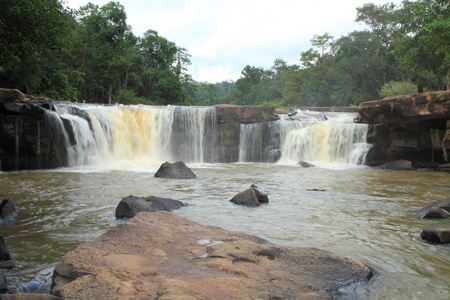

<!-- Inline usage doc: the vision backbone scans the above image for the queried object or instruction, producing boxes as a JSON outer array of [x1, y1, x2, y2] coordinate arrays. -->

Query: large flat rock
[[51, 212, 373, 299], [356, 90, 450, 124]]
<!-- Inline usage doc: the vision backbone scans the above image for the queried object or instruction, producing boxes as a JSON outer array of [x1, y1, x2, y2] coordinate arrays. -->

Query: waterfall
[[277, 113, 371, 165], [239, 111, 371, 166], [55, 104, 217, 168], [12, 103, 370, 170]]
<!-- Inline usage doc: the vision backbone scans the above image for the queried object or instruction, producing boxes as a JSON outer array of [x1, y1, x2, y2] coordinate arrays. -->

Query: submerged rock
[[421, 226, 450, 244], [418, 198, 450, 218], [298, 161, 315, 168], [0, 274, 10, 294], [230, 185, 269, 207], [115, 195, 186, 218], [51, 211, 373, 300], [0, 198, 17, 221], [374, 159, 414, 170], [154, 161, 197, 178], [0, 236, 10, 261]]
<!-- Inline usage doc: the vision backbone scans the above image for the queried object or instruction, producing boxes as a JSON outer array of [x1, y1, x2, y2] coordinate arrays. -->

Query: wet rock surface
[[0, 198, 17, 221], [230, 186, 269, 207], [421, 226, 450, 244], [374, 159, 414, 170], [115, 195, 186, 218], [51, 212, 373, 300], [154, 161, 197, 178], [0, 236, 10, 262], [356, 91, 450, 167], [418, 198, 450, 218]]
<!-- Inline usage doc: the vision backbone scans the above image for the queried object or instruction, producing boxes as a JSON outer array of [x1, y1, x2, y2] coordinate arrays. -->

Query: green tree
[[0, 0, 75, 97], [72, 2, 133, 103], [395, 0, 449, 90], [138, 30, 193, 104]]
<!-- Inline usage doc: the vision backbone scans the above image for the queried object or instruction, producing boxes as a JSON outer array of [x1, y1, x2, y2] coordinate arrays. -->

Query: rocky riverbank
[[51, 211, 373, 299], [355, 90, 450, 169]]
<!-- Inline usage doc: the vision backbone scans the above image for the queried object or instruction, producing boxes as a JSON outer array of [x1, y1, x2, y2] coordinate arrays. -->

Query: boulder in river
[[0, 274, 10, 294], [115, 195, 186, 219], [154, 161, 196, 178], [420, 226, 450, 244], [418, 197, 450, 218], [0, 236, 10, 261], [51, 211, 373, 299], [298, 161, 315, 168], [230, 185, 269, 207], [374, 159, 414, 170], [0, 198, 17, 221]]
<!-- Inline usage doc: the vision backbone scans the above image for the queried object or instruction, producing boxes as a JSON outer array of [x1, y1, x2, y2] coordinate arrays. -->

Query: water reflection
[[0, 164, 449, 299]]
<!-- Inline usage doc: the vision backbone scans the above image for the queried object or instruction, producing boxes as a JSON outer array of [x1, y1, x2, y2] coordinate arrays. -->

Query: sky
[[65, 0, 403, 83]]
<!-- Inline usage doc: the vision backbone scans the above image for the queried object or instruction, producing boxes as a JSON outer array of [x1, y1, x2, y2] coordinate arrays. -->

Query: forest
[[0, 0, 448, 107]]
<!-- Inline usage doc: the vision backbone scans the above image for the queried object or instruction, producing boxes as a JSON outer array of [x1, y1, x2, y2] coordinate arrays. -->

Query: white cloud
[[66, 0, 404, 83]]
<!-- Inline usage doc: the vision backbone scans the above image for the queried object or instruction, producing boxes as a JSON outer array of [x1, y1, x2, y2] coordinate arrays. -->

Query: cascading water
[[238, 110, 371, 166], [278, 111, 371, 166], [56, 104, 218, 168], [22, 104, 370, 169]]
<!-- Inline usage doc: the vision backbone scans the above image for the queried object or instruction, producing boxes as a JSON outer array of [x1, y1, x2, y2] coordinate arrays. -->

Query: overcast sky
[[65, 0, 402, 83]]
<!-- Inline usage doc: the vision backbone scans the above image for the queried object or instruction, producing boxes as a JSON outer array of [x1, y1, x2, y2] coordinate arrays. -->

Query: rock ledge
[[51, 212, 373, 299]]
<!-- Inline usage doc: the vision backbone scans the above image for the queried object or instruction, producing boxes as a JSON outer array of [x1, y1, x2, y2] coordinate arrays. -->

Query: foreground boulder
[[421, 226, 450, 244], [115, 195, 186, 218], [0, 198, 17, 221], [0, 236, 10, 261], [418, 198, 450, 218], [154, 161, 196, 178], [51, 212, 373, 300], [230, 185, 269, 207]]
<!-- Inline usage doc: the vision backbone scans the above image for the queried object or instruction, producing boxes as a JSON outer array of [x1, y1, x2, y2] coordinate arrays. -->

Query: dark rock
[[51, 211, 373, 300], [418, 198, 450, 218], [356, 90, 450, 166], [374, 159, 414, 170], [306, 189, 326, 192], [0, 236, 10, 261], [0, 199, 17, 221], [0, 274, 10, 294], [230, 186, 269, 207], [1, 294, 62, 300], [298, 161, 315, 168], [115, 195, 186, 219], [0, 89, 69, 171], [154, 161, 196, 178], [421, 226, 450, 244]]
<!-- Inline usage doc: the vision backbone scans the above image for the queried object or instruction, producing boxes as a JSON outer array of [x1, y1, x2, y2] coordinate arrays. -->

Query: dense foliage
[[0, 0, 448, 106], [0, 0, 193, 104]]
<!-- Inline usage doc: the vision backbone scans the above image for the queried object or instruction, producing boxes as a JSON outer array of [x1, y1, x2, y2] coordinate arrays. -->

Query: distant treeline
[[1, 0, 448, 107]]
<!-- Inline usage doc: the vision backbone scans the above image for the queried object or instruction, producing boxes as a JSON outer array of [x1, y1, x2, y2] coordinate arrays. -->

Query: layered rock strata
[[51, 212, 373, 299], [355, 90, 450, 167]]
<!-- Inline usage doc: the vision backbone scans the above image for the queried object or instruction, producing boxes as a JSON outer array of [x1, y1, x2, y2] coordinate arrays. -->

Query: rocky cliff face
[[355, 90, 450, 167], [0, 89, 69, 171]]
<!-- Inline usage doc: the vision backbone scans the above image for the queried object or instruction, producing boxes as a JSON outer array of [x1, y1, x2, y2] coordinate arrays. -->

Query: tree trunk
[[447, 69, 449, 90], [108, 83, 112, 105], [119, 62, 131, 103]]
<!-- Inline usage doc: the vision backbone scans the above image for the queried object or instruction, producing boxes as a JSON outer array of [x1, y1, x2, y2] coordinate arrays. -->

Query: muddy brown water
[[0, 163, 449, 299]]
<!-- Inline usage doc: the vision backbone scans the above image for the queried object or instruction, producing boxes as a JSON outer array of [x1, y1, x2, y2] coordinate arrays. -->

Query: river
[[0, 106, 449, 299]]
